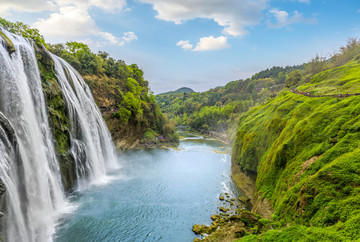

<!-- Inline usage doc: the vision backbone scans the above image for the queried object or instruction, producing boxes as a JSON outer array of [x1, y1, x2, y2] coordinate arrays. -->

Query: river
[[53, 134, 244, 241]]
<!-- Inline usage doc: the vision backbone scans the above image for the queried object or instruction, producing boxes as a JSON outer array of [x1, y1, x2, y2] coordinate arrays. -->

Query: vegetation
[[0, 17, 177, 148], [35, 45, 76, 192], [0, 17, 47, 47], [230, 41, 360, 240], [158, 87, 195, 95], [156, 65, 303, 139]]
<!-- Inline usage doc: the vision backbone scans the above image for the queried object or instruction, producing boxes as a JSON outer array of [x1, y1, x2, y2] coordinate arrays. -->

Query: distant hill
[[158, 87, 195, 95]]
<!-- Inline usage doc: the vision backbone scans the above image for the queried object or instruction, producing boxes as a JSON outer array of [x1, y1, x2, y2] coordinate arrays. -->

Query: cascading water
[[51, 54, 117, 187], [0, 31, 66, 242], [0, 29, 117, 241]]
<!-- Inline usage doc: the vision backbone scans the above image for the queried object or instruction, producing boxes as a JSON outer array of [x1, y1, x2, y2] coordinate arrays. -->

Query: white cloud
[[118, 32, 138, 46], [193, 36, 229, 51], [87, 0, 126, 13], [267, 8, 317, 28], [176, 36, 229, 51], [122, 32, 138, 43], [1, 0, 133, 46], [0, 0, 126, 16], [0, 0, 56, 16], [98, 31, 137, 46], [139, 0, 268, 37], [33, 5, 99, 38], [176, 40, 193, 50]]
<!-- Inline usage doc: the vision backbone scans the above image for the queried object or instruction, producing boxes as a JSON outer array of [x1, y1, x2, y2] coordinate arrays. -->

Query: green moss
[[232, 88, 360, 238], [301, 59, 360, 95], [35, 45, 75, 192]]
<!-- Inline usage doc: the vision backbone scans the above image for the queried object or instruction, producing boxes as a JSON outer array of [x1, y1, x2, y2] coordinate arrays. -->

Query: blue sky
[[1, 0, 359, 93]]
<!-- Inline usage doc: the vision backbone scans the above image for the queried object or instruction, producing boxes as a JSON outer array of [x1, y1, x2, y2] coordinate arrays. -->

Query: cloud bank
[[140, 0, 268, 37], [1, 0, 136, 46]]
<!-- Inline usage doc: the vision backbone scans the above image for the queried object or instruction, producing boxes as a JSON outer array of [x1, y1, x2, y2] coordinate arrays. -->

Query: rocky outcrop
[[231, 161, 273, 219], [0, 29, 15, 55]]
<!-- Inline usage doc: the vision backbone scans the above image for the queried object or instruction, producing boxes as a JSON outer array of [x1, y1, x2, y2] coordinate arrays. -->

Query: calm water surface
[[54, 135, 244, 242]]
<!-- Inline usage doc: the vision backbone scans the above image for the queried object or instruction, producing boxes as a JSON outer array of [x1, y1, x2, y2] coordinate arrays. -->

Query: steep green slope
[[301, 57, 360, 95], [232, 59, 360, 239]]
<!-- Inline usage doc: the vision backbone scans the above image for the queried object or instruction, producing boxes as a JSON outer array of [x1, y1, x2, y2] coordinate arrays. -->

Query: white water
[[51, 54, 117, 188], [0, 30, 117, 241]]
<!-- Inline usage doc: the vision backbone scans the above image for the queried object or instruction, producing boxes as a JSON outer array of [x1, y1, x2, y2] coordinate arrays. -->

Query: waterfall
[[0, 29, 117, 241], [51, 54, 117, 187]]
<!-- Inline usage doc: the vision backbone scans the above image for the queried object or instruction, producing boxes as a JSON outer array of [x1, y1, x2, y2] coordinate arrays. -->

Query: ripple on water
[[54, 139, 244, 242]]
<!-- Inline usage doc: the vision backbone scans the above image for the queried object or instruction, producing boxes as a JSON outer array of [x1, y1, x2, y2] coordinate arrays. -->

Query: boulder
[[192, 224, 201, 234], [219, 207, 229, 212], [238, 196, 251, 203]]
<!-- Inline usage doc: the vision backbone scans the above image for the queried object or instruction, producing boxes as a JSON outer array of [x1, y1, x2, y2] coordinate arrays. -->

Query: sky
[[1, 0, 360, 93]]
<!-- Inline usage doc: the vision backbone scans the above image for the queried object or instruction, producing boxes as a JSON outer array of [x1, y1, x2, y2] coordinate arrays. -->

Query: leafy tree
[[285, 70, 302, 88]]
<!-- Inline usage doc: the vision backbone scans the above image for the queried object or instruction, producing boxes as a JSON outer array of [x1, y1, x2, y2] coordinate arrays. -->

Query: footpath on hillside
[[288, 88, 360, 98]]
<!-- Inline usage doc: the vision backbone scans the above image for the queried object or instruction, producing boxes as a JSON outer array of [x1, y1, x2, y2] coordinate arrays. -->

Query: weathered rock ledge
[[231, 161, 273, 219]]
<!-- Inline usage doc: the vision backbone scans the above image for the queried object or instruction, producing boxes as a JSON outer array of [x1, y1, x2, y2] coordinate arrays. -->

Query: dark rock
[[0, 112, 16, 146], [240, 210, 259, 222], [0, 30, 15, 55], [238, 196, 251, 203], [192, 224, 209, 235], [192, 224, 201, 234], [234, 229, 246, 238], [219, 207, 229, 212]]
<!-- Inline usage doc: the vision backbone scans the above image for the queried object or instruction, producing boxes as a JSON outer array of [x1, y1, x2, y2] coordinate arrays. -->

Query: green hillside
[[229, 56, 360, 240], [156, 65, 303, 139], [158, 87, 195, 95]]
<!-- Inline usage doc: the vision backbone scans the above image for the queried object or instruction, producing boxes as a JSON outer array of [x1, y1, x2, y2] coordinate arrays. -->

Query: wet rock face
[[0, 113, 16, 146], [0, 112, 17, 240], [34, 45, 75, 192], [0, 30, 15, 55]]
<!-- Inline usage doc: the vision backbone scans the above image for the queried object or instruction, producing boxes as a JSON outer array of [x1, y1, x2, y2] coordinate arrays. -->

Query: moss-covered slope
[[232, 60, 360, 239]]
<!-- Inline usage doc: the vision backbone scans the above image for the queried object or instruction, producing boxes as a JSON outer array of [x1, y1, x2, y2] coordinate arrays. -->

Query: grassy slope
[[232, 58, 360, 240], [301, 58, 360, 95]]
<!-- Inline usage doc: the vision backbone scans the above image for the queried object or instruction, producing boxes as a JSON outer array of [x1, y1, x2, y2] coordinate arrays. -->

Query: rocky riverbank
[[192, 193, 270, 241]]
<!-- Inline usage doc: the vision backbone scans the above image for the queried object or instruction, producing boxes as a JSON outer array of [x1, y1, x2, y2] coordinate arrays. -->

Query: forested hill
[[158, 87, 195, 95], [0, 18, 178, 149], [156, 64, 304, 140]]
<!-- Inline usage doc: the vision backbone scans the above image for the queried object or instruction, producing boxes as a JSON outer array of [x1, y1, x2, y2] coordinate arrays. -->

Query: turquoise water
[[54, 136, 244, 242]]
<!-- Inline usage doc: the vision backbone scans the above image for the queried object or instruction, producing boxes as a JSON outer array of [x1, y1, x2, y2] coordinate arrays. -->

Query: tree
[[285, 70, 302, 88]]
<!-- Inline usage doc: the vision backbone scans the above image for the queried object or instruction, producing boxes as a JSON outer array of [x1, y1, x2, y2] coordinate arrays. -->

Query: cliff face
[[46, 41, 178, 150], [35, 45, 76, 192], [232, 59, 360, 239], [83, 74, 177, 149]]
